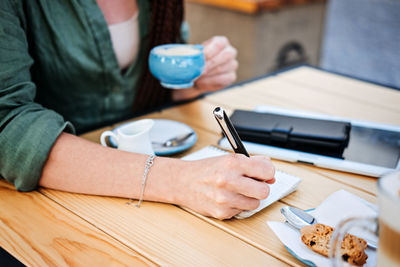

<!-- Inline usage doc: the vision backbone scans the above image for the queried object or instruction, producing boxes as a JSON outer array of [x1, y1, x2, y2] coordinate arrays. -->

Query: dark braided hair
[[132, 0, 184, 113]]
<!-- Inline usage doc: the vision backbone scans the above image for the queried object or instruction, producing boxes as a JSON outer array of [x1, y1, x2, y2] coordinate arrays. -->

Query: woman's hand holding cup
[[194, 36, 239, 92], [149, 36, 238, 93]]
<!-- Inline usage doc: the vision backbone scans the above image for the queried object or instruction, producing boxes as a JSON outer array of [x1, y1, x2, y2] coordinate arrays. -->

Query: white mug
[[100, 119, 155, 155]]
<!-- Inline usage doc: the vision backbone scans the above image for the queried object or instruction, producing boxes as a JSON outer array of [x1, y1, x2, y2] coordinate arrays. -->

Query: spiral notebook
[[182, 146, 302, 219]]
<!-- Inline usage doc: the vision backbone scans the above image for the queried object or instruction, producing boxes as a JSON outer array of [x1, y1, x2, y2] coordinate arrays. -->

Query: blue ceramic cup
[[149, 44, 205, 89]]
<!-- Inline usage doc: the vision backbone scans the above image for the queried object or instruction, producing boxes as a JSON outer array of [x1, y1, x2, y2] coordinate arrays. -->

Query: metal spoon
[[152, 131, 195, 147], [281, 206, 317, 229], [280, 206, 377, 249]]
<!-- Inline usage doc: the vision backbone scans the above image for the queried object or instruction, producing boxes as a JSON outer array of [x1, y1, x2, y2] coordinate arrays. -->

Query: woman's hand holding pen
[[175, 154, 275, 220]]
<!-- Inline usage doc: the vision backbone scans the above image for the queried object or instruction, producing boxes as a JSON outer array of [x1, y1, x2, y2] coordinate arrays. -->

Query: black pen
[[213, 107, 250, 157]]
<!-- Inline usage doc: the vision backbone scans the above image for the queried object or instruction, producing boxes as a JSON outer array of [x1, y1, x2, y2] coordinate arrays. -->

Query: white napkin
[[268, 190, 378, 267]]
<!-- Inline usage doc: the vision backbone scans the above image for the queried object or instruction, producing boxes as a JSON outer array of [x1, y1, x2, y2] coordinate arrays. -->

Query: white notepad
[[182, 146, 302, 219]]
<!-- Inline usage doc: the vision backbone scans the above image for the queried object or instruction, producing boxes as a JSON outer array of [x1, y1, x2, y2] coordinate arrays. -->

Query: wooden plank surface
[[45, 123, 289, 266], [2, 66, 398, 266], [177, 66, 398, 266], [40, 188, 288, 267], [175, 142, 378, 266], [276, 66, 400, 122], [205, 76, 400, 125], [0, 180, 155, 267], [74, 109, 379, 266], [71, 66, 395, 266]]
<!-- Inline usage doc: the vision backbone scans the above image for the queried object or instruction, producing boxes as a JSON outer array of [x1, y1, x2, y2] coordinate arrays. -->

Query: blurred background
[[184, 0, 400, 89], [185, 0, 325, 82]]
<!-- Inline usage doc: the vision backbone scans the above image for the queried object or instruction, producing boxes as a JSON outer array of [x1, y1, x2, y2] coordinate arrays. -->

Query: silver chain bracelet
[[135, 154, 156, 208]]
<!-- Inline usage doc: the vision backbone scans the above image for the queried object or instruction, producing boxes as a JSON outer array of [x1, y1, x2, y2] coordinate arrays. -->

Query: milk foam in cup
[[153, 46, 201, 56]]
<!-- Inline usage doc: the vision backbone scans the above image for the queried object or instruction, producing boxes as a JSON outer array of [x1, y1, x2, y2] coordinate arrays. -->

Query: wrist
[[143, 156, 186, 205]]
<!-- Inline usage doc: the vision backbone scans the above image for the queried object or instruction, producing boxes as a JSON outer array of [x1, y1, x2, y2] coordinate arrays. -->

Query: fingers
[[215, 190, 261, 210], [205, 58, 238, 77], [211, 208, 242, 220], [195, 36, 238, 92], [204, 45, 238, 75], [266, 177, 276, 184], [210, 191, 260, 219], [179, 153, 276, 220], [203, 36, 230, 60], [205, 182, 266, 220], [195, 71, 237, 92], [234, 154, 276, 182], [226, 176, 271, 200], [212, 154, 275, 201]]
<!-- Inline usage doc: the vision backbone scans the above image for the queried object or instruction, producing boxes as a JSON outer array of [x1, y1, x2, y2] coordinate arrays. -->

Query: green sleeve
[[0, 2, 75, 191]]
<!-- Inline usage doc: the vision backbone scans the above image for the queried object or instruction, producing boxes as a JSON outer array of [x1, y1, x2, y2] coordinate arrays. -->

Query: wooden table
[[1, 66, 399, 266]]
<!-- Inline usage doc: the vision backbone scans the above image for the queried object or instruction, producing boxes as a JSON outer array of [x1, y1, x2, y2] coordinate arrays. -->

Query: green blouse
[[0, 0, 151, 191]]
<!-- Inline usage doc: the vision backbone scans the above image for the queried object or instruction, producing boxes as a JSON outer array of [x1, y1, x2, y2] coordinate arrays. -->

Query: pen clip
[[213, 107, 249, 157], [214, 107, 238, 149]]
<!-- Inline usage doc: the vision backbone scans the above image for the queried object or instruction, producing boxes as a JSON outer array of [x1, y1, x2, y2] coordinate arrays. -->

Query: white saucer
[[109, 119, 197, 156]]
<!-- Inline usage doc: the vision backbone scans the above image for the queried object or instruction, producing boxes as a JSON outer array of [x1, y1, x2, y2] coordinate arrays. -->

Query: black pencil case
[[229, 109, 351, 158]]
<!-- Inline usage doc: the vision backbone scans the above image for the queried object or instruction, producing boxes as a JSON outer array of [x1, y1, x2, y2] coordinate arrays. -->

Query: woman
[[0, 0, 275, 219]]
